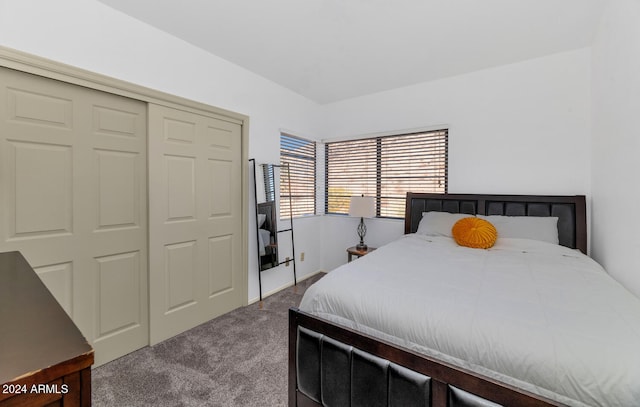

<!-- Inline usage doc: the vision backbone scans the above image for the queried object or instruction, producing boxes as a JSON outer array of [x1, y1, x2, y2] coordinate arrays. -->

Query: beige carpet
[[92, 273, 323, 407]]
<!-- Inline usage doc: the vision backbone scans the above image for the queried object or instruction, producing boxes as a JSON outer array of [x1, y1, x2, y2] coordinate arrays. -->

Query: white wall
[[0, 0, 324, 303], [320, 49, 592, 271], [322, 215, 404, 272], [4, 0, 626, 300], [591, 0, 640, 298]]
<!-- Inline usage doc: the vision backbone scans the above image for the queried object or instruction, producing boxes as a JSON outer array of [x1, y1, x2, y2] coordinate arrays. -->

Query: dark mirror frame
[[253, 162, 278, 271], [250, 160, 297, 302]]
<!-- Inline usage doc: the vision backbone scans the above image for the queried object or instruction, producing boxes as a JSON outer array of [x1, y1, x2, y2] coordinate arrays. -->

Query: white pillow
[[416, 211, 472, 237], [477, 215, 559, 244], [257, 213, 267, 228]]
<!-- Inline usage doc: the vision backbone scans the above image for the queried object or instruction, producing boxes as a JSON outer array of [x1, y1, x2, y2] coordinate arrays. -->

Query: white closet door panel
[[149, 104, 243, 344], [6, 86, 73, 132], [95, 150, 140, 228], [83, 89, 148, 366], [94, 251, 143, 338], [165, 154, 197, 221], [8, 141, 73, 237], [163, 240, 200, 322], [208, 234, 234, 296], [0, 67, 148, 366]]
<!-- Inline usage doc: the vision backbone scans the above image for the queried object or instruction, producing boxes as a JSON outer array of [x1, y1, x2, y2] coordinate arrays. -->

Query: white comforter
[[299, 235, 640, 407]]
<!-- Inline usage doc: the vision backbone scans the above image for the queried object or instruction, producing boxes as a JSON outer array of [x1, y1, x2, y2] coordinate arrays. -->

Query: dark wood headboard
[[404, 193, 587, 254]]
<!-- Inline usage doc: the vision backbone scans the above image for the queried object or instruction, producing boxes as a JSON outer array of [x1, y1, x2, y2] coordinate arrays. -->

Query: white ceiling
[[97, 0, 607, 104]]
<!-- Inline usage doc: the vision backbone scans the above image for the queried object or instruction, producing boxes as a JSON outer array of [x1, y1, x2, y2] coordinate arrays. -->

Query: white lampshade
[[348, 196, 376, 218]]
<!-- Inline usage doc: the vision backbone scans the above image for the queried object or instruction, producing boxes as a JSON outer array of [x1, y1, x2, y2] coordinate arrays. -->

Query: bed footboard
[[289, 308, 563, 407]]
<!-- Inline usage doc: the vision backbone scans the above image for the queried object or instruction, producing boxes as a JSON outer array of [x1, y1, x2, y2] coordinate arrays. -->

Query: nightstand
[[347, 246, 376, 262]]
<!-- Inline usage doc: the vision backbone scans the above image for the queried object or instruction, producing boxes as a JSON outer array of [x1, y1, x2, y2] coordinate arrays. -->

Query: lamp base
[[356, 217, 368, 251]]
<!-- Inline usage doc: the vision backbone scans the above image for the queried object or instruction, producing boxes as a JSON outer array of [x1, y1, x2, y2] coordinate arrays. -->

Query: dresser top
[[0, 252, 93, 384]]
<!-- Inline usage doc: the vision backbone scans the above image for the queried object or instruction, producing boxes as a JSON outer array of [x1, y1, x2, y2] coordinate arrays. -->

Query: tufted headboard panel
[[404, 193, 587, 254]]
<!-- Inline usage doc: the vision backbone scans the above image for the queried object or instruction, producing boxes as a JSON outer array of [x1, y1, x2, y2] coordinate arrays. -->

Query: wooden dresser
[[0, 252, 94, 407]]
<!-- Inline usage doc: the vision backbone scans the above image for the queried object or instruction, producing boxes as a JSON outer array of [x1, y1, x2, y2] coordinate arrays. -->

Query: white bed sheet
[[299, 234, 640, 407]]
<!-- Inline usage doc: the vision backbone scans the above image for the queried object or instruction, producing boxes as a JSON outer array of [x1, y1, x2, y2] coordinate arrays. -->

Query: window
[[280, 133, 316, 219], [325, 129, 448, 218]]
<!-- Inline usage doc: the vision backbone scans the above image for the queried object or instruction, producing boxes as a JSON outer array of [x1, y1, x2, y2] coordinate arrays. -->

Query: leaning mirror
[[254, 163, 278, 271], [251, 159, 297, 303]]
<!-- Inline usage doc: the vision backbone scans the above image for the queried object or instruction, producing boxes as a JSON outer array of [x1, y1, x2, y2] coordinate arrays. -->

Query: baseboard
[[248, 270, 326, 305]]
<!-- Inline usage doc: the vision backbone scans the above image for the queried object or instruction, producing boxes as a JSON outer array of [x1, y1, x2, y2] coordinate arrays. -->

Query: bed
[[288, 193, 640, 407]]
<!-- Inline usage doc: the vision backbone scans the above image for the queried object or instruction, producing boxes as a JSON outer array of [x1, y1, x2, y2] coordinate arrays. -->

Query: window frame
[[280, 133, 317, 219], [324, 129, 448, 219]]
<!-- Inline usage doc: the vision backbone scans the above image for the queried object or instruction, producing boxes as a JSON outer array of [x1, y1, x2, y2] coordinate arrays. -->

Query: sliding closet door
[[0, 67, 148, 365], [148, 104, 243, 344]]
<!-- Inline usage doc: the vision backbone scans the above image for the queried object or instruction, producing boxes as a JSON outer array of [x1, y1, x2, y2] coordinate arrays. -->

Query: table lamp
[[348, 195, 376, 250]]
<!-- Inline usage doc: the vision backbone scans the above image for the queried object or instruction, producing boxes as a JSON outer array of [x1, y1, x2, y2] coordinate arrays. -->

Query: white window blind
[[280, 133, 316, 219], [325, 129, 448, 218]]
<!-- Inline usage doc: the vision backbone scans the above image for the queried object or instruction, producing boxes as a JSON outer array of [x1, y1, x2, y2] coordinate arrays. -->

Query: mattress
[[299, 234, 640, 407]]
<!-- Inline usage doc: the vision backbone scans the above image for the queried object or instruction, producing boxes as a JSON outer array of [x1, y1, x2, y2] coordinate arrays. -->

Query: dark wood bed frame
[[289, 193, 586, 407]]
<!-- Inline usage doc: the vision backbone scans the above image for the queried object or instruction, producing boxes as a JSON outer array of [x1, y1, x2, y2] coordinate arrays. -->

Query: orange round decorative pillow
[[452, 217, 497, 249]]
